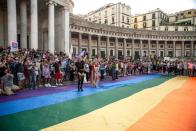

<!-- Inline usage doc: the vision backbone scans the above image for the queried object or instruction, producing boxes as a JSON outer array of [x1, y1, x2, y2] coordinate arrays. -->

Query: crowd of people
[[0, 47, 196, 96]]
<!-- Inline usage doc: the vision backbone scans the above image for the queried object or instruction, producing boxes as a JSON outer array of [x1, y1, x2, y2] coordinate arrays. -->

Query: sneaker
[[45, 84, 48, 87], [47, 83, 51, 87], [59, 83, 63, 86]]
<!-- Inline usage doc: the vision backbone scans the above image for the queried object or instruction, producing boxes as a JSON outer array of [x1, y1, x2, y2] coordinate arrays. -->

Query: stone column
[[78, 32, 82, 53], [64, 7, 70, 55], [97, 35, 101, 58], [20, 0, 27, 49], [132, 39, 135, 59], [30, 0, 38, 50], [88, 34, 92, 59], [140, 40, 142, 58], [69, 31, 73, 56], [123, 38, 126, 59], [191, 41, 194, 57], [115, 37, 118, 59], [148, 40, 151, 59], [181, 41, 184, 57], [173, 41, 176, 57], [156, 41, 159, 57], [48, 1, 55, 54], [7, 0, 17, 46], [164, 41, 167, 57], [106, 36, 110, 59]]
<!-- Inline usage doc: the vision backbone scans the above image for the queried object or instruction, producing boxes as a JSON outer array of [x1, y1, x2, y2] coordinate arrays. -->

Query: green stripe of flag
[[0, 76, 172, 131]]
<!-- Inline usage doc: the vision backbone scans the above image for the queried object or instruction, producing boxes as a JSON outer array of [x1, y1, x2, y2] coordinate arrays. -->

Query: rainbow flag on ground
[[0, 74, 196, 131]]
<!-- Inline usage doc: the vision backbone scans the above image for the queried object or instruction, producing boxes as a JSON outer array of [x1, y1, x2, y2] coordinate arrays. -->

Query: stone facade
[[131, 8, 196, 31], [0, 1, 196, 59], [130, 8, 169, 30], [84, 2, 131, 28], [0, 0, 74, 55], [70, 15, 196, 59]]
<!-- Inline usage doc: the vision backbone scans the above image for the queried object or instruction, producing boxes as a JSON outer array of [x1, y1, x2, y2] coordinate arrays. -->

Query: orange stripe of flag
[[126, 78, 196, 131]]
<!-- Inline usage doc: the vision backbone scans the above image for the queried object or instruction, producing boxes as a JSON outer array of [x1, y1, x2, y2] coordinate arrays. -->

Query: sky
[[72, 0, 196, 15]]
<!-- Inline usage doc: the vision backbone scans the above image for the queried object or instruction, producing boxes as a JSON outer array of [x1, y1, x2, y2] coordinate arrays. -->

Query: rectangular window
[[82, 48, 87, 51], [134, 24, 137, 29], [118, 50, 123, 59], [188, 11, 191, 14], [152, 13, 155, 19], [143, 16, 146, 21], [168, 44, 173, 48], [175, 27, 178, 31], [143, 22, 146, 28], [127, 50, 130, 56], [160, 51, 164, 57], [168, 51, 173, 57], [160, 45, 164, 48], [134, 18, 137, 23], [112, 17, 115, 24], [151, 44, 156, 48], [104, 19, 108, 24], [73, 47, 76, 55], [127, 17, 129, 23], [92, 49, 96, 56], [118, 43, 123, 47], [165, 26, 168, 31], [186, 44, 191, 48], [110, 43, 114, 46], [110, 50, 114, 56], [152, 20, 155, 26], [184, 27, 188, 31], [122, 16, 125, 23]]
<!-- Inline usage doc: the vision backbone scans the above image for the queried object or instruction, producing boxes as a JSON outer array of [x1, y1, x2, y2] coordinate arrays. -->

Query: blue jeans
[[100, 70, 105, 80], [112, 68, 116, 80], [29, 75, 36, 89]]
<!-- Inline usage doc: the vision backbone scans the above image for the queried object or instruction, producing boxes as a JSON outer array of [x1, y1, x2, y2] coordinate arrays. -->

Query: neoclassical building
[[0, 0, 196, 59], [70, 15, 196, 59], [0, 0, 74, 54]]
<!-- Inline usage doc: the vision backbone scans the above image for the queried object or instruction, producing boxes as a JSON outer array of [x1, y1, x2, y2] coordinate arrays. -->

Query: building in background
[[84, 2, 131, 28], [0, 1, 195, 60], [130, 8, 169, 30], [131, 8, 196, 31]]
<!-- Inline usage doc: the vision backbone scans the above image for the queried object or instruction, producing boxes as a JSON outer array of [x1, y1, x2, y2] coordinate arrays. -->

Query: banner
[[10, 41, 18, 52]]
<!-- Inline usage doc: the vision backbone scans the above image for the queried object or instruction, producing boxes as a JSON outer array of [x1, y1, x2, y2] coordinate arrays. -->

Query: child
[[43, 62, 51, 87], [28, 62, 37, 89]]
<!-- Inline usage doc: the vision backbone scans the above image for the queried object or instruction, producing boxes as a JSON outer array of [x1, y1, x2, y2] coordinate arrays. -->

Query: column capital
[[47, 0, 57, 6], [97, 35, 101, 38], [63, 6, 69, 11]]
